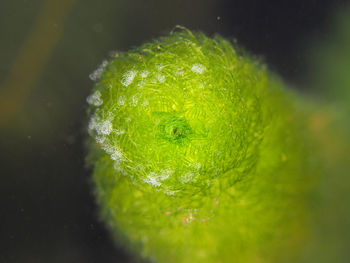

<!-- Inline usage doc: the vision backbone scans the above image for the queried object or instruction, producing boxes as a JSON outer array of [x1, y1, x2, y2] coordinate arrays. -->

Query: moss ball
[[86, 28, 318, 263]]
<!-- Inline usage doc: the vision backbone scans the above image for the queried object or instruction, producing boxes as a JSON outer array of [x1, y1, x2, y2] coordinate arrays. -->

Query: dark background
[[0, 0, 348, 262]]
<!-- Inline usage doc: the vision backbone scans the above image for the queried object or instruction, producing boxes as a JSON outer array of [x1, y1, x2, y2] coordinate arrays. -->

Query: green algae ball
[[87, 29, 318, 263]]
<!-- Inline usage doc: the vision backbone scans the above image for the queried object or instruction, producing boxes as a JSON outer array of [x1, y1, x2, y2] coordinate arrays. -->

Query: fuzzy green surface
[[87, 29, 320, 262]]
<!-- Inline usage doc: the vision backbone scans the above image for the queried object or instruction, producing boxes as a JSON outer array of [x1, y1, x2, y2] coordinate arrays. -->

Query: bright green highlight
[[87, 28, 320, 263]]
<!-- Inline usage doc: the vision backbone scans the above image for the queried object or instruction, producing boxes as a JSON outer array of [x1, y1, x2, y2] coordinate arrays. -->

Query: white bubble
[[111, 148, 123, 161], [191, 63, 205, 74], [141, 100, 149, 106], [95, 135, 107, 144], [101, 143, 114, 154], [96, 120, 113, 135], [143, 172, 161, 187], [89, 71, 101, 81], [121, 70, 137, 86], [86, 90, 103, 106], [89, 60, 108, 81]]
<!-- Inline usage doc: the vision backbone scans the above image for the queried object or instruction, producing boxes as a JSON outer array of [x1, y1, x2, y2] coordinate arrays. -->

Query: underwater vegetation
[[86, 11, 350, 263]]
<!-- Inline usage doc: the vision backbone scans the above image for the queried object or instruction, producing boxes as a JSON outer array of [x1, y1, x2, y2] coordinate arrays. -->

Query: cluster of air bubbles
[[142, 169, 174, 187], [89, 60, 109, 81], [88, 115, 113, 136], [86, 60, 211, 192], [110, 147, 124, 161], [86, 90, 103, 106], [191, 63, 205, 74], [143, 172, 162, 187], [95, 135, 107, 144], [88, 112, 128, 173], [121, 70, 137, 87]]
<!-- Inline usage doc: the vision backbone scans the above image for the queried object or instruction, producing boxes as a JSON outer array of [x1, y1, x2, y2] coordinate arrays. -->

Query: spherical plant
[[86, 28, 320, 263]]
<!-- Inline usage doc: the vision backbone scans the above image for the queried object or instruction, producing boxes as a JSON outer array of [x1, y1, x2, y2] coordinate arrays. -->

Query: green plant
[[86, 28, 345, 263]]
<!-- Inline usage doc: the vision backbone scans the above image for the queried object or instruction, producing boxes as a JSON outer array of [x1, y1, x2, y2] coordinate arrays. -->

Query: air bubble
[[86, 90, 103, 106], [143, 172, 161, 187], [121, 70, 137, 86], [95, 135, 107, 144], [96, 120, 113, 135], [89, 60, 108, 81], [111, 148, 123, 161], [191, 63, 205, 74]]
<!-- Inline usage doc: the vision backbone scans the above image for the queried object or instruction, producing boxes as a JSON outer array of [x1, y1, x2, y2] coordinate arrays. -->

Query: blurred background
[[0, 0, 349, 262]]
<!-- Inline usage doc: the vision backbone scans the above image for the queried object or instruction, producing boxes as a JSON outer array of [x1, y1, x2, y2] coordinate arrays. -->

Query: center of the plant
[[155, 112, 192, 143]]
